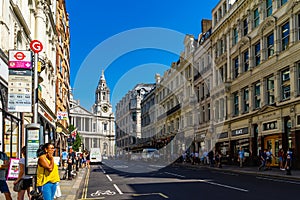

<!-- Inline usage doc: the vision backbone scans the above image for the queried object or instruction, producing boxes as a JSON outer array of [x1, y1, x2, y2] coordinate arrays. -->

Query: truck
[[90, 148, 102, 164]]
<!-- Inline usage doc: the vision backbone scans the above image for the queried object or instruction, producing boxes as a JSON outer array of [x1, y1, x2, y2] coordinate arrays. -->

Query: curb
[[173, 163, 300, 182]]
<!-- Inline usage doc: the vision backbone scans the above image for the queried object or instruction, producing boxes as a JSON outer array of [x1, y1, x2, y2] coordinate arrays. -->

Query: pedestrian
[[0, 150, 12, 200], [13, 146, 32, 200], [278, 148, 285, 170], [238, 147, 244, 167], [265, 148, 275, 170], [61, 149, 68, 170], [86, 151, 90, 169], [215, 151, 222, 168], [68, 148, 76, 170], [36, 143, 60, 200], [258, 149, 267, 171], [285, 148, 293, 175], [82, 151, 87, 168], [208, 150, 214, 167]]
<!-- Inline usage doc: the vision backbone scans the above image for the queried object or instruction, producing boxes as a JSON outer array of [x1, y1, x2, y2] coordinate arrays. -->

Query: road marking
[[106, 175, 112, 182], [164, 172, 185, 178], [81, 168, 90, 199], [198, 180, 248, 192], [132, 193, 169, 198], [79, 197, 105, 200], [213, 171, 239, 176], [113, 184, 123, 194], [256, 176, 300, 185], [100, 165, 106, 173]]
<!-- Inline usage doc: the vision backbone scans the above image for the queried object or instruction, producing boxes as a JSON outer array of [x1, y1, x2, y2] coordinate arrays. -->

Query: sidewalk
[[7, 167, 87, 200], [175, 162, 300, 181]]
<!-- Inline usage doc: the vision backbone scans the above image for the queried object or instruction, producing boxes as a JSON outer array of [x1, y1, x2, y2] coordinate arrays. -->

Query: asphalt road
[[77, 160, 300, 200]]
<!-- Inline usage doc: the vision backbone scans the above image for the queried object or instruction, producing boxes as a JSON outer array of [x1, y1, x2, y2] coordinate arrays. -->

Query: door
[[264, 135, 281, 166]]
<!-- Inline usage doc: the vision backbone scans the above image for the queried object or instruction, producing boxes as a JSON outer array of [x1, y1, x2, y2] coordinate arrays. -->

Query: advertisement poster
[[26, 129, 40, 175], [7, 158, 19, 179]]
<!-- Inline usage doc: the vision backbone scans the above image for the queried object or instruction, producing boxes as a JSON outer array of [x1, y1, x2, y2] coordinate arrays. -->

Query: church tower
[[94, 70, 112, 117], [92, 70, 115, 157]]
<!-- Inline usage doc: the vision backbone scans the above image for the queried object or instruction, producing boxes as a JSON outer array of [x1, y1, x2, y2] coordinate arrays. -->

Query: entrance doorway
[[264, 135, 281, 166]]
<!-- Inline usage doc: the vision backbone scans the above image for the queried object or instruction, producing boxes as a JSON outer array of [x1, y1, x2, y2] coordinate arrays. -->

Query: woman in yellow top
[[36, 143, 60, 200]]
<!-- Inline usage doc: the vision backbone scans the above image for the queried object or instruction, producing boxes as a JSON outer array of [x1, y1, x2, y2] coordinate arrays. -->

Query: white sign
[[57, 111, 68, 120], [7, 74, 32, 112], [8, 50, 32, 69]]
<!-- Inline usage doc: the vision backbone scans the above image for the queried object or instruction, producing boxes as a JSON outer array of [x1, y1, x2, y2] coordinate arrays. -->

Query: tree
[[68, 124, 82, 152]]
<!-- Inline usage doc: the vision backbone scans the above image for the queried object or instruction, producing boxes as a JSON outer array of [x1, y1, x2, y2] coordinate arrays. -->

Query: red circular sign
[[30, 40, 43, 53], [14, 52, 26, 60]]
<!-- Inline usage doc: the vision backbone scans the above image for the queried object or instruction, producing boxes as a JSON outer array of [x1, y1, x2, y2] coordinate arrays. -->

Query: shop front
[[0, 81, 22, 158]]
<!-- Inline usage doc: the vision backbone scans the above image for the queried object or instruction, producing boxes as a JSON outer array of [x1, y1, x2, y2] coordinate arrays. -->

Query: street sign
[[8, 50, 32, 69], [30, 40, 43, 53]]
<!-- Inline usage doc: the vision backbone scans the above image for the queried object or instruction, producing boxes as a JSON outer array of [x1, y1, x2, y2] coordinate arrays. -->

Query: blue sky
[[66, 0, 219, 111]]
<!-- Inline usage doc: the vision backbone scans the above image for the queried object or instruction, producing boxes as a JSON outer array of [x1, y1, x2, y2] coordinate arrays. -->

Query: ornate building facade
[[70, 71, 115, 157]]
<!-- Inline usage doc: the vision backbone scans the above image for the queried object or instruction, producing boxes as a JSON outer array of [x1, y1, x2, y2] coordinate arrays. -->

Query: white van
[[90, 148, 102, 164], [141, 148, 157, 161]]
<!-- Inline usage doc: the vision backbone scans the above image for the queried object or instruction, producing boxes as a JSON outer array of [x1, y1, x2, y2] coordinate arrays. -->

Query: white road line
[[256, 177, 300, 185], [164, 172, 186, 178], [198, 180, 248, 192], [99, 165, 106, 173], [113, 184, 123, 194], [106, 174, 112, 182]]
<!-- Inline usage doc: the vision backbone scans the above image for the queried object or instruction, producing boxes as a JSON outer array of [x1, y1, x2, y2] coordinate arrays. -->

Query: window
[[243, 50, 249, 72], [267, 76, 275, 105], [233, 27, 238, 45], [266, 0, 272, 17], [255, 42, 261, 66], [104, 123, 107, 131], [298, 63, 300, 94], [243, 88, 249, 113], [254, 82, 261, 109], [208, 103, 211, 120], [234, 57, 239, 78], [220, 98, 225, 120], [254, 8, 260, 28], [281, 68, 290, 100], [298, 14, 300, 41], [202, 105, 205, 122], [267, 33, 274, 57], [282, 22, 290, 51], [281, 0, 288, 6], [243, 19, 248, 36], [233, 92, 239, 116]]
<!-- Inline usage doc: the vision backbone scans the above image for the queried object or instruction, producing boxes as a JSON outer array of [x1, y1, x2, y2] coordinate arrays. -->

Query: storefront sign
[[231, 127, 248, 137], [218, 132, 228, 139], [57, 111, 68, 120]]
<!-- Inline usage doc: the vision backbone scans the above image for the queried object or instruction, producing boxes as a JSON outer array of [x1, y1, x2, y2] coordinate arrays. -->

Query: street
[[77, 160, 300, 200]]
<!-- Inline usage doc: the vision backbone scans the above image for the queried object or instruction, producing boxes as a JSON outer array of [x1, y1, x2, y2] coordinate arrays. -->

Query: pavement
[[174, 162, 300, 181], [7, 167, 87, 200]]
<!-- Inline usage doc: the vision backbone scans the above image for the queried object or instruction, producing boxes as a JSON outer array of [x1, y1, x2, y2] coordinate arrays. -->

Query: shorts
[[0, 180, 9, 193], [21, 178, 33, 190]]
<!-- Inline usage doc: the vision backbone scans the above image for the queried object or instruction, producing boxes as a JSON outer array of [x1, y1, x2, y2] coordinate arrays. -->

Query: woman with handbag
[[13, 146, 32, 200], [36, 143, 60, 200]]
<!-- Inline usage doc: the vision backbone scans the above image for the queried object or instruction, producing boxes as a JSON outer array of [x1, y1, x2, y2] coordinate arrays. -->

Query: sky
[[66, 0, 220, 111]]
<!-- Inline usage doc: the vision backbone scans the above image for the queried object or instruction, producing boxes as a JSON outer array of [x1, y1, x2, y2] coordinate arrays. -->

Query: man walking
[[0, 151, 12, 200], [238, 147, 245, 167]]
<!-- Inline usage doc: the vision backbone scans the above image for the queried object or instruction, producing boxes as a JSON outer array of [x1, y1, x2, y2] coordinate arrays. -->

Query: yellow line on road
[[81, 168, 90, 199]]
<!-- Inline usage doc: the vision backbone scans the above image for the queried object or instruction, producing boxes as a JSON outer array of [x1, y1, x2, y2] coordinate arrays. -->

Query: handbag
[[13, 179, 24, 192]]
